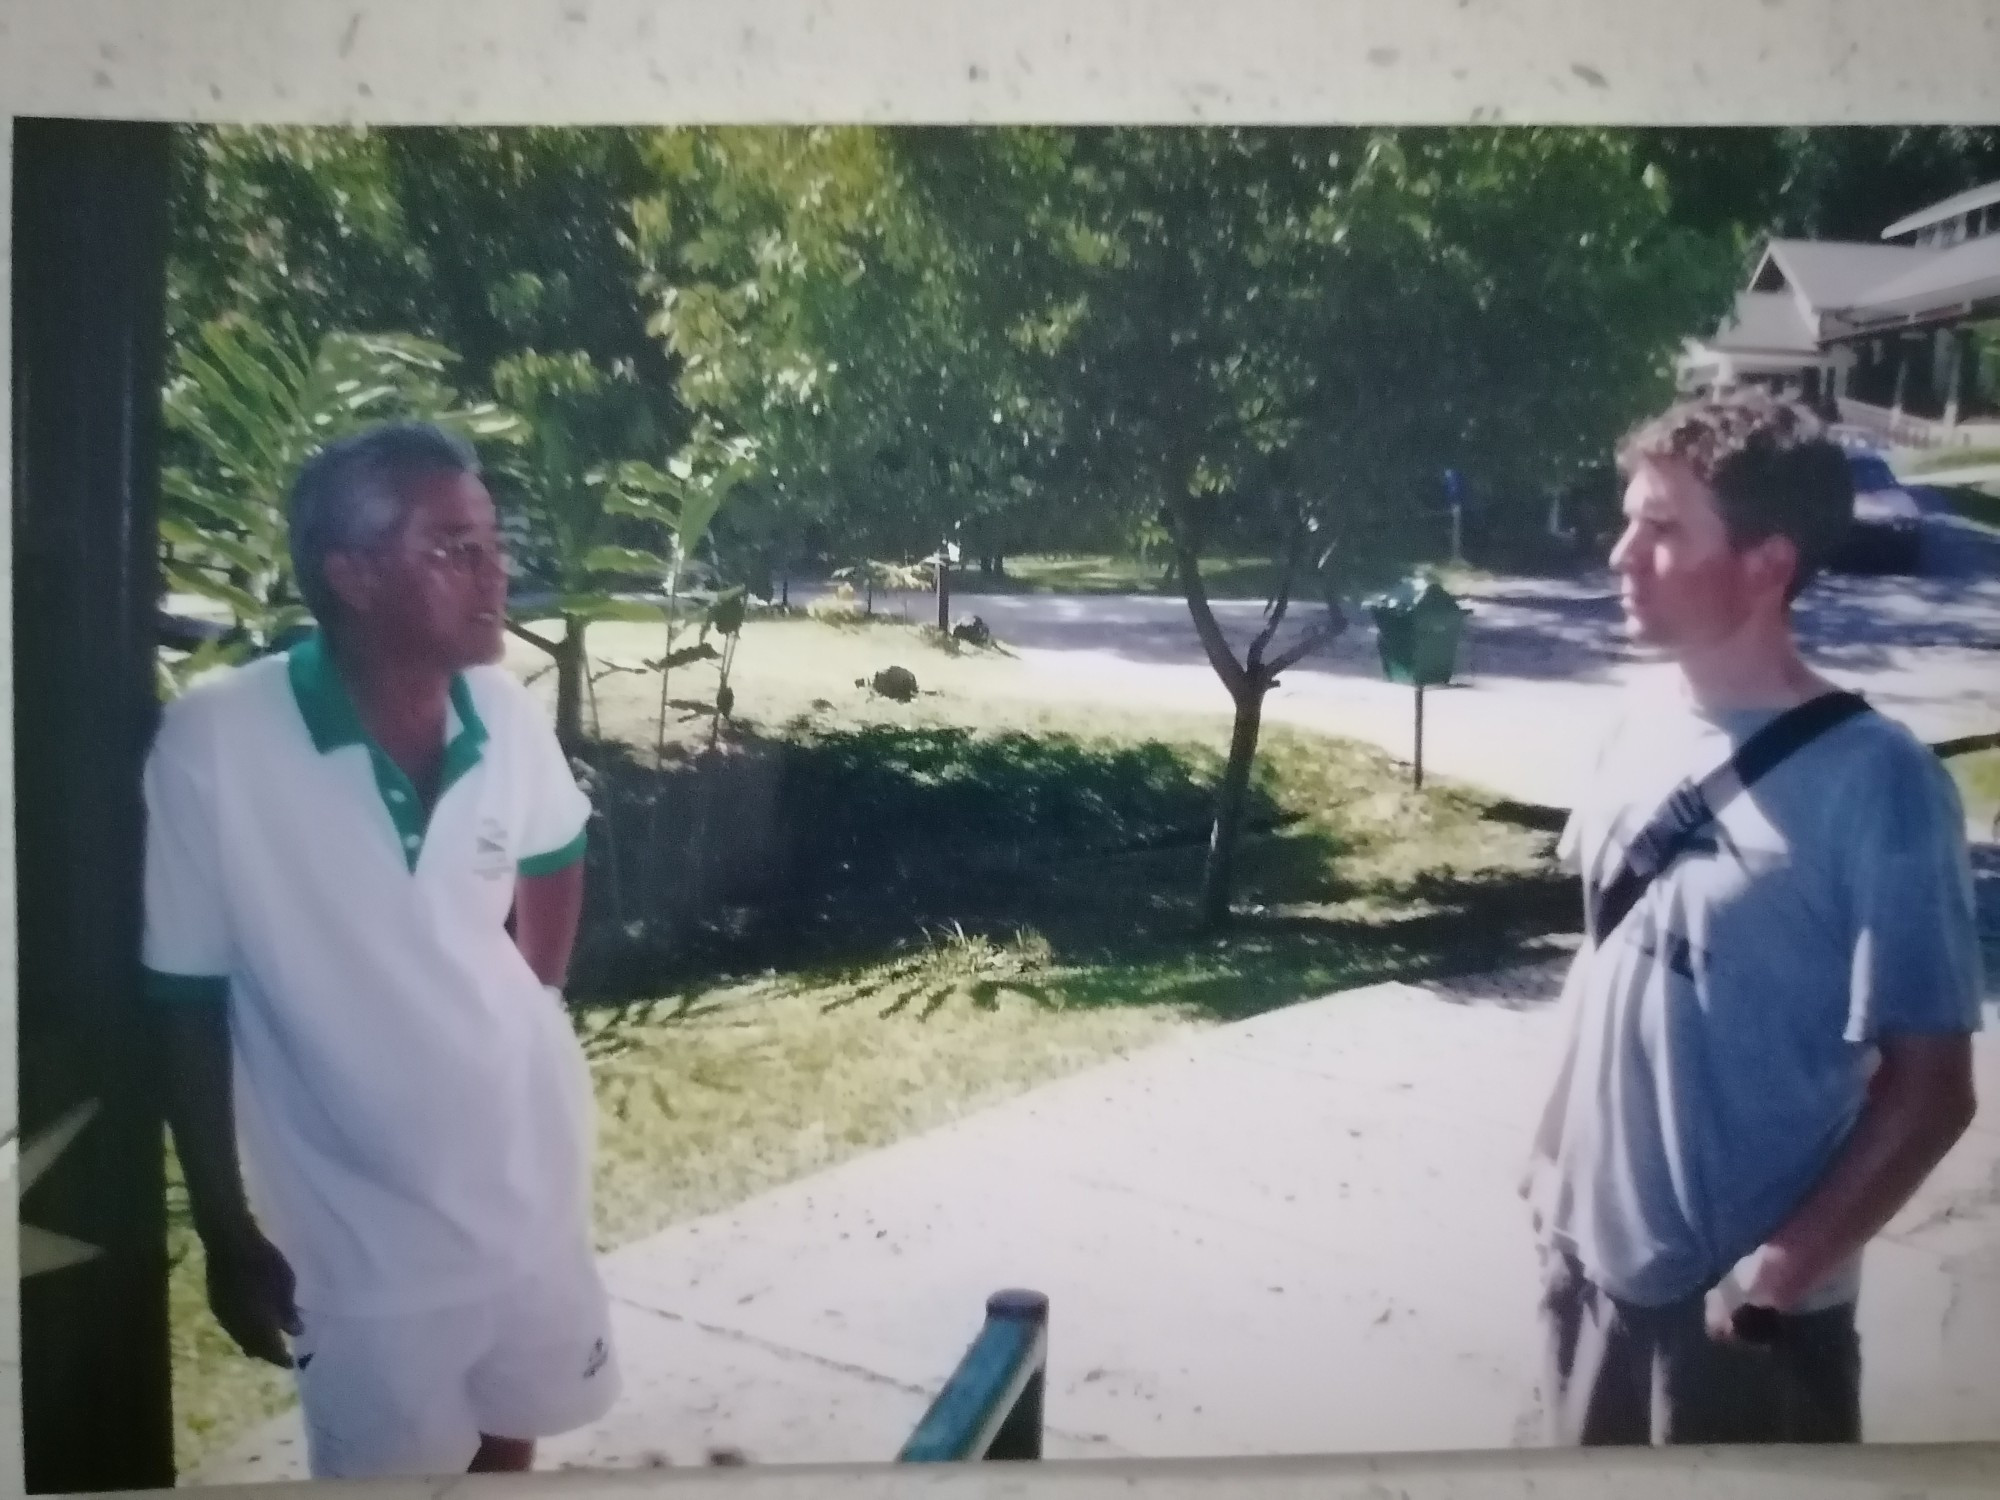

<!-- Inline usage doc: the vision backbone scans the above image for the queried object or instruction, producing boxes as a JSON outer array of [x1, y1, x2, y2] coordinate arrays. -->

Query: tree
[[1765, 127, 2000, 241], [490, 350, 680, 752], [164, 125, 698, 726], [897, 126, 1740, 926], [166, 126, 427, 355], [170, 126, 679, 404], [1628, 126, 2000, 246], [377, 128, 679, 401], [631, 128, 1052, 597]]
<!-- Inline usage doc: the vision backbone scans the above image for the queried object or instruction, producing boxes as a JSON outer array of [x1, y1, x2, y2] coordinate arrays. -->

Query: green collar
[[286, 633, 487, 869]]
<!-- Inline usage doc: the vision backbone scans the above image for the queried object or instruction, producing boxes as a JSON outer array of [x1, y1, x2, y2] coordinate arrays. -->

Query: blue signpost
[[1443, 468, 1465, 563]]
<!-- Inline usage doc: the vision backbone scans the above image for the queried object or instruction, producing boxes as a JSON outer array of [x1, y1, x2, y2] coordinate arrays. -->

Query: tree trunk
[[555, 614, 587, 754], [1197, 684, 1265, 930]]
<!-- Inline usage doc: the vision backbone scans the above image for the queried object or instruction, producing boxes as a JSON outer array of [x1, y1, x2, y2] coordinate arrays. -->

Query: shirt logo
[[584, 1337, 608, 1379], [473, 818, 512, 879]]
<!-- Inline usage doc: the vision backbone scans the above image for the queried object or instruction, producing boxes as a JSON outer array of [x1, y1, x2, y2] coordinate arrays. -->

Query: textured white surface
[[6, 0, 2000, 1494], [0, 0, 1997, 124]]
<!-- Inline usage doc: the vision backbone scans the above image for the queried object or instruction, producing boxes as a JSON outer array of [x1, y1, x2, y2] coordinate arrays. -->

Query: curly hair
[[1615, 389, 1854, 599]]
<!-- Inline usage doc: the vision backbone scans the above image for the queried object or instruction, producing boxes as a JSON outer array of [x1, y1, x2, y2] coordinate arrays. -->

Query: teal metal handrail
[[897, 1289, 1049, 1462]]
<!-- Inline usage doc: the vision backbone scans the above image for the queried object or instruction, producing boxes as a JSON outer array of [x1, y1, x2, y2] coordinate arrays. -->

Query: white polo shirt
[[143, 636, 598, 1316]]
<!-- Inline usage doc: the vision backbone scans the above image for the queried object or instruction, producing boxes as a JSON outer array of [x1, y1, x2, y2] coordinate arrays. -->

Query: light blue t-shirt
[[1545, 692, 1984, 1308]]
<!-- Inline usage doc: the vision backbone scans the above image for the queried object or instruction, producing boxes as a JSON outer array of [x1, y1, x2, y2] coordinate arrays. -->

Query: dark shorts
[[1539, 1248, 1860, 1446]]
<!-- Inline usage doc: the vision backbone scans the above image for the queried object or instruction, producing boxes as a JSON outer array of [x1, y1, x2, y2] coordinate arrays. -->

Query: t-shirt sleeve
[[513, 685, 593, 877], [1557, 707, 1626, 875], [141, 707, 234, 1004], [1842, 743, 1984, 1042]]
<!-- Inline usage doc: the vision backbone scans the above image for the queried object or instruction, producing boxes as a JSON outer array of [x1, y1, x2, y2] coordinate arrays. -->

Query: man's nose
[[1608, 525, 1638, 574]]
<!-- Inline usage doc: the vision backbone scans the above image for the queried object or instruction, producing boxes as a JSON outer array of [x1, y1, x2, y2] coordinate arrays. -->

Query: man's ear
[[1747, 532, 1801, 603], [322, 550, 376, 621]]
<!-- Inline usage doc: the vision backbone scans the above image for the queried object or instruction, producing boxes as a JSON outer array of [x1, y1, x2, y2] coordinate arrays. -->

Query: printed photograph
[[14, 120, 2000, 1487]]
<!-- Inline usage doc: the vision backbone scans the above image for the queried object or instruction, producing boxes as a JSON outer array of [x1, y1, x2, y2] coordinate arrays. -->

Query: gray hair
[[286, 421, 481, 626]]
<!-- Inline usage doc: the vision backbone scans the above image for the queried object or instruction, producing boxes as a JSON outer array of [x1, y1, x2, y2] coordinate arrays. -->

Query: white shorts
[[292, 1245, 621, 1480]]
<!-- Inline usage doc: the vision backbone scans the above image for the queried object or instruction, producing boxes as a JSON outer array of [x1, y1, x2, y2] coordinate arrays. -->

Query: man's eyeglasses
[[417, 538, 507, 575]]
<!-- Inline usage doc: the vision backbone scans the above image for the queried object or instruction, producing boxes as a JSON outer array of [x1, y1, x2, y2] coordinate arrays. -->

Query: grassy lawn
[[1948, 747, 2000, 838], [853, 552, 1575, 606], [971, 552, 1287, 599], [168, 614, 1568, 1474], [1901, 445, 2000, 476], [1933, 483, 2000, 530]]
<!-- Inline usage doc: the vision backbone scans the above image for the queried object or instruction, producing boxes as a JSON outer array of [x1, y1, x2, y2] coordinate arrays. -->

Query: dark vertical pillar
[[11, 117, 177, 1492]]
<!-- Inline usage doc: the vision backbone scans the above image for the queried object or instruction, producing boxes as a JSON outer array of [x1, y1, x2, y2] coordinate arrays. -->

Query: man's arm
[[161, 1001, 300, 1366], [1518, 946, 1589, 1215], [1719, 745, 1988, 1326], [143, 714, 299, 1366], [1724, 1033, 1976, 1318], [514, 859, 585, 990]]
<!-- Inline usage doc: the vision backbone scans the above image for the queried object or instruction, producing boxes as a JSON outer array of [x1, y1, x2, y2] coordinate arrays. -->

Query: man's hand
[[1704, 1244, 1793, 1345], [1727, 1033, 1976, 1336], [1518, 1151, 1554, 1237], [1517, 1160, 1538, 1235], [204, 1229, 302, 1367]]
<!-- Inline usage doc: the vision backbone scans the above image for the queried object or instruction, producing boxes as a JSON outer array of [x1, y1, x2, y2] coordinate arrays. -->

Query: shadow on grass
[[567, 721, 1292, 1000], [1046, 861, 1577, 1023], [566, 710, 1574, 1037], [1482, 799, 1570, 836]]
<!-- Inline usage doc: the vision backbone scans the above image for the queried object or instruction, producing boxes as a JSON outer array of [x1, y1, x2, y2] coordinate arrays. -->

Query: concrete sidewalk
[[198, 958, 2000, 1481]]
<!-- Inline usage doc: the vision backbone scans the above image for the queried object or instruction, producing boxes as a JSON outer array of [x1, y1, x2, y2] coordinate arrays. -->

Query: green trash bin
[[1365, 576, 1467, 688], [1364, 576, 1468, 788]]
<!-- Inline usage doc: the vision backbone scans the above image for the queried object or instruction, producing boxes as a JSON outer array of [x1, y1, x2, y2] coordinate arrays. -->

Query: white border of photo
[[5, 1, 2000, 1494]]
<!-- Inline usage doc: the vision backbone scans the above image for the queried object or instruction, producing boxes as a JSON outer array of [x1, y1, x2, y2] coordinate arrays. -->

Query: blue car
[[1832, 453, 1923, 574]]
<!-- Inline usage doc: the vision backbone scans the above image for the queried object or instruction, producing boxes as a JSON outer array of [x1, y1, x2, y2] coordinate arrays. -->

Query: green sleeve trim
[[518, 827, 588, 878], [144, 968, 229, 1005]]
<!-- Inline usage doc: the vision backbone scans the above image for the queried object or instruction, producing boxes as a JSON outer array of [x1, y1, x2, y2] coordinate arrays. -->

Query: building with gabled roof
[[1678, 181, 2000, 448]]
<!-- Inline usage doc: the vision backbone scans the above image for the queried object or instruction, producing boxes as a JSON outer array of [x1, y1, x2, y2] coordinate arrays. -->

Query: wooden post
[[1943, 329, 1971, 429], [1413, 684, 1426, 790], [13, 117, 178, 1492], [935, 542, 952, 631]]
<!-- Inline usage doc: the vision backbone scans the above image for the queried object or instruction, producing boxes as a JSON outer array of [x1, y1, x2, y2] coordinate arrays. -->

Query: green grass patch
[[972, 552, 1288, 599], [1947, 747, 2000, 837], [169, 622, 1568, 1474], [1935, 484, 2000, 530], [1901, 445, 2000, 476]]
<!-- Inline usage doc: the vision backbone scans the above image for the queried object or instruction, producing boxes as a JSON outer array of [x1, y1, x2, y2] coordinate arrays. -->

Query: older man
[[146, 422, 618, 1478], [1524, 392, 1982, 1445]]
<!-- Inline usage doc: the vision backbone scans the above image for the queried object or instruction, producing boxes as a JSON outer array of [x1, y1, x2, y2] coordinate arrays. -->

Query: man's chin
[[1621, 608, 1669, 650], [455, 621, 508, 668]]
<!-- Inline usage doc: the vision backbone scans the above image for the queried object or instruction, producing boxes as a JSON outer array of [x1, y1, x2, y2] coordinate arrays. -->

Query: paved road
[[853, 500, 2000, 809]]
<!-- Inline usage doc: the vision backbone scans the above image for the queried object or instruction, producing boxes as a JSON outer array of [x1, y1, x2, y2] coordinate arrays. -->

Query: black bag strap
[[1585, 691, 1871, 945]]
